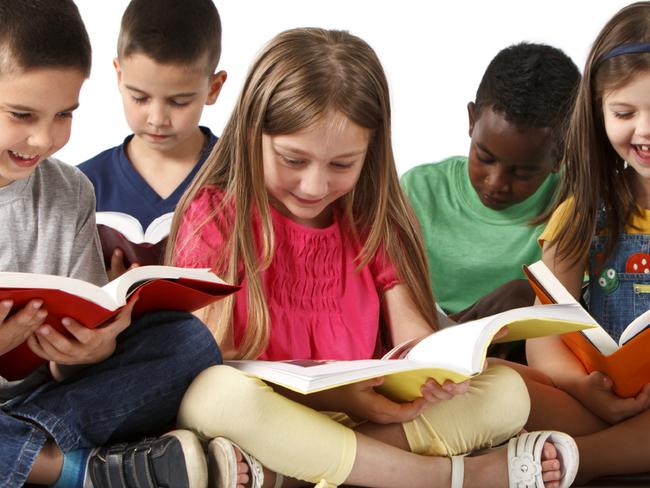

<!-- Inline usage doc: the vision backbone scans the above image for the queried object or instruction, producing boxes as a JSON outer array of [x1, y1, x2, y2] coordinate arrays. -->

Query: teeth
[[9, 150, 36, 159], [640, 145, 650, 152]]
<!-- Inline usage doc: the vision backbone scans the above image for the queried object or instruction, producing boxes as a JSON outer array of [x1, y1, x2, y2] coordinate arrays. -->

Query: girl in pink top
[[168, 28, 577, 488]]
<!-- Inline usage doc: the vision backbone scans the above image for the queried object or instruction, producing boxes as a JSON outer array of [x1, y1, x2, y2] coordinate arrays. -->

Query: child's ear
[[113, 58, 122, 83], [206, 70, 227, 105], [467, 102, 477, 138]]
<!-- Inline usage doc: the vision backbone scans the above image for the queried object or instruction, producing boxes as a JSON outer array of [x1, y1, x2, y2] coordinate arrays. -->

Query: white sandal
[[207, 436, 284, 488], [450, 430, 579, 488]]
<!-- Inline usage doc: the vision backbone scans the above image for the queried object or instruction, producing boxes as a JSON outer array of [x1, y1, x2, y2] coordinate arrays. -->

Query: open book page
[[524, 260, 618, 355], [144, 213, 174, 243], [620, 308, 650, 346], [0, 272, 119, 310], [405, 303, 598, 374], [102, 266, 225, 306], [96, 211, 173, 244]]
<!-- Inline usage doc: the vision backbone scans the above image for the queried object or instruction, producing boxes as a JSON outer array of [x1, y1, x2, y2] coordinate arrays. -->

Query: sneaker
[[88, 429, 207, 488]]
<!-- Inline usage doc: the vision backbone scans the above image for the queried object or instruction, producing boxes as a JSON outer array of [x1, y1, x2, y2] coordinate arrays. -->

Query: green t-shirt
[[401, 156, 559, 314]]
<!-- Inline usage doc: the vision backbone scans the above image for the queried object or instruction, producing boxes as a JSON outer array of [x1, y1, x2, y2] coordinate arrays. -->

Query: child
[[402, 43, 580, 322], [79, 0, 227, 279], [0, 1, 220, 487], [168, 28, 579, 488], [526, 1, 650, 483]]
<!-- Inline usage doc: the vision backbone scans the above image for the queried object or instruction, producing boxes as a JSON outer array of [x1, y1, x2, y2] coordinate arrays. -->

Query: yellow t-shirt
[[540, 197, 650, 246]]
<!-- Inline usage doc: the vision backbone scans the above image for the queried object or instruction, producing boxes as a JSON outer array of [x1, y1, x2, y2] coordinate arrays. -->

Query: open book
[[96, 211, 173, 267], [227, 303, 595, 402], [524, 259, 650, 397], [0, 266, 238, 380]]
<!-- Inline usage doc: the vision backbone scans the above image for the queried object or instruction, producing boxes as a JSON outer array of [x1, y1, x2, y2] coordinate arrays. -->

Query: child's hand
[[26, 299, 136, 379], [321, 377, 427, 424], [107, 248, 139, 281], [449, 279, 535, 322], [573, 370, 650, 424], [0, 299, 48, 355], [420, 378, 470, 403]]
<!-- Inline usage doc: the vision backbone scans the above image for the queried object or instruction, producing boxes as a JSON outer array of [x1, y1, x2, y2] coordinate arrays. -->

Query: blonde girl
[[168, 28, 578, 488], [527, 1, 650, 484]]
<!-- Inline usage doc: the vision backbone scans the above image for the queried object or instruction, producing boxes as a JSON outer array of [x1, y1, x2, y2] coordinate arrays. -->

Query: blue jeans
[[0, 310, 221, 487]]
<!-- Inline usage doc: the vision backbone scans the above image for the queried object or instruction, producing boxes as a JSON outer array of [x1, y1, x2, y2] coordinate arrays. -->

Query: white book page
[[0, 272, 117, 310], [101, 266, 224, 306], [527, 261, 619, 355], [619, 308, 650, 346], [96, 211, 145, 243], [143, 212, 173, 243]]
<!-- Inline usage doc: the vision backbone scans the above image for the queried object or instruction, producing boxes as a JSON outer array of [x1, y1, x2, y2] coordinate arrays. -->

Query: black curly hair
[[474, 42, 581, 161]]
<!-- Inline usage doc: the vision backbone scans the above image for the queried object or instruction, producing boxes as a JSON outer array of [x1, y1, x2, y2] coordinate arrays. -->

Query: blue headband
[[601, 42, 650, 61]]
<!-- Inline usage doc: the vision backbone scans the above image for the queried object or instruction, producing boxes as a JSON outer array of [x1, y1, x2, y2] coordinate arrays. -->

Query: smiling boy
[[79, 0, 226, 278], [402, 43, 580, 321], [0, 2, 221, 487]]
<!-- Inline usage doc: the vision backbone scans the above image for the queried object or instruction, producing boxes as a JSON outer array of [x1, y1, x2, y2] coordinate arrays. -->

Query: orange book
[[524, 260, 650, 398], [96, 211, 172, 267], [0, 266, 239, 380]]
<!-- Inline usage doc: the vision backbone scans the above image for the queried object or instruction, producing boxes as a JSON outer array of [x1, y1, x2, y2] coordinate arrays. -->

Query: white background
[[61, 1, 632, 175]]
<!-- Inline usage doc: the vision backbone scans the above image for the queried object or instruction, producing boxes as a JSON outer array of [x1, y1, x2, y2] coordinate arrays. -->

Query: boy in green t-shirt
[[402, 43, 580, 324]]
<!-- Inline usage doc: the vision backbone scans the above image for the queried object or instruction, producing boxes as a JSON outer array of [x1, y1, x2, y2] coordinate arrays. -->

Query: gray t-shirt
[[0, 158, 107, 396]]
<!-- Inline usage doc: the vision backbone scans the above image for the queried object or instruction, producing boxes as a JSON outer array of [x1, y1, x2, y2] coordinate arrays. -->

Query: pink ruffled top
[[175, 186, 400, 360]]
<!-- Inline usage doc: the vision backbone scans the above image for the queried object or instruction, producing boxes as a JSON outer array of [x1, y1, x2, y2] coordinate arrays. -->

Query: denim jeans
[[0, 310, 221, 487], [588, 211, 650, 342]]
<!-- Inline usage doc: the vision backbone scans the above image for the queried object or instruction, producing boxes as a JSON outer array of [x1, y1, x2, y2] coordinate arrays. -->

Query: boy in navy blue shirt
[[79, 0, 226, 279]]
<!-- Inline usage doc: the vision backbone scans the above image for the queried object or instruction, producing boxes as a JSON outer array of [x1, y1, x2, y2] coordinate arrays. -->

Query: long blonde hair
[[166, 28, 437, 358], [551, 2, 650, 266]]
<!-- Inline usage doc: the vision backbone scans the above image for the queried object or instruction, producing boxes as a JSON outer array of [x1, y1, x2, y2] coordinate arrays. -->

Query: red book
[[0, 266, 239, 380], [524, 260, 650, 398], [96, 211, 172, 267]]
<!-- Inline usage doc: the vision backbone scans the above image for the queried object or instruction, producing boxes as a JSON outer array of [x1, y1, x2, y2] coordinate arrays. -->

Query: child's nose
[[635, 112, 650, 139], [300, 167, 327, 198], [147, 102, 169, 128], [27, 122, 54, 150], [485, 165, 510, 192]]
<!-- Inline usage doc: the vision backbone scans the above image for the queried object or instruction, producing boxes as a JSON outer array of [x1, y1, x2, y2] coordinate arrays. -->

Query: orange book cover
[[0, 266, 239, 380], [524, 261, 650, 398]]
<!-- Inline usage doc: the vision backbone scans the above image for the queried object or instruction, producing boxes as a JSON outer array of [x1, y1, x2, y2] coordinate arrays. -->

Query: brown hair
[[118, 0, 221, 74], [0, 0, 91, 76], [166, 28, 437, 359], [550, 1, 650, 266]]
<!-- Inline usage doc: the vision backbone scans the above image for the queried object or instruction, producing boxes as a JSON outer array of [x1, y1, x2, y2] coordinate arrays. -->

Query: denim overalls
[[587, 208, 650, 343]]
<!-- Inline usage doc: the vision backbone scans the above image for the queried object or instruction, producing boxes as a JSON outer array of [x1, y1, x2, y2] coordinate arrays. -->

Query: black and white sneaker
[[88, 430, 207, 488]]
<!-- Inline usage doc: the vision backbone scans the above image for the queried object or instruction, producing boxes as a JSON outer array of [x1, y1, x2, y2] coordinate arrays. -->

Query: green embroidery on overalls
[[597, 267, 619, 294]]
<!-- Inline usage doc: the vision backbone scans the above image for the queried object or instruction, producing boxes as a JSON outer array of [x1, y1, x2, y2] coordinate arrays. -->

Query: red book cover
[[0, 267, 239, 380]]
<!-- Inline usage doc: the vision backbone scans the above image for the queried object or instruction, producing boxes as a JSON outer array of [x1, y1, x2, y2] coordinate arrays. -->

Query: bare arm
[[527, 241, 650, 422]]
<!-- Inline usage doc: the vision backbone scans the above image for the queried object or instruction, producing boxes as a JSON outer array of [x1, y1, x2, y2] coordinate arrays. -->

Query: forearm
[[526, 335, 587, 395]]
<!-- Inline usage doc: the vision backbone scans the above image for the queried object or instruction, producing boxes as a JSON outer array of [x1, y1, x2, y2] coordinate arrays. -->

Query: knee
[[471, 364, 530, 437], [134, 311, 221, 368], [178, 365, 266, 441]]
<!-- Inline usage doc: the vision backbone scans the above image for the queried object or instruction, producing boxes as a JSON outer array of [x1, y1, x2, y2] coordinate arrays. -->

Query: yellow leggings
[[178, 364, 529, 486]]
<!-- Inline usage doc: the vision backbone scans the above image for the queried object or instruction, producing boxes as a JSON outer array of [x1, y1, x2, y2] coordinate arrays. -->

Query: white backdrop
[[61, 1, 631, 175]]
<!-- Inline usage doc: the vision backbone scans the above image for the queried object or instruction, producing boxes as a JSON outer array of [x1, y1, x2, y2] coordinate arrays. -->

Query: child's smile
[[262, 112, 370, 228]]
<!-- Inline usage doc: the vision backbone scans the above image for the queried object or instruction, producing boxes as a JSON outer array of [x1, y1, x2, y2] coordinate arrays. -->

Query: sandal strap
[[450, 456, 465, 488]]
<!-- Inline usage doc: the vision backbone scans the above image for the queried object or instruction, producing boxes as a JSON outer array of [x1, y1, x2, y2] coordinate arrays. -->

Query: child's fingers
[[60, 317, 95, 344], [103, 299, 136, 335], [26, 334, 48, 359], [0, 300, 13, 323], [33, 326, 75, 362], [11, 299, 46, 326]]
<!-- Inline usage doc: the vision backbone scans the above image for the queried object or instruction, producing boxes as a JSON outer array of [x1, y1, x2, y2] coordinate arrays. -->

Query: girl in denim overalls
[[526, 1, 650, 484]]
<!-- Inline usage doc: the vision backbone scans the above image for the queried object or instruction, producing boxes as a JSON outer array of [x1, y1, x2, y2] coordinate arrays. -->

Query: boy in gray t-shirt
[[0, 2, 220, 487]]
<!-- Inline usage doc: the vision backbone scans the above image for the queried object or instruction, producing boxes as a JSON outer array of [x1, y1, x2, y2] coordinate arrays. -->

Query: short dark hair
[[474, 43, 581, 160], [0, 0, 91, 76], [118, 0, 222, 75]]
